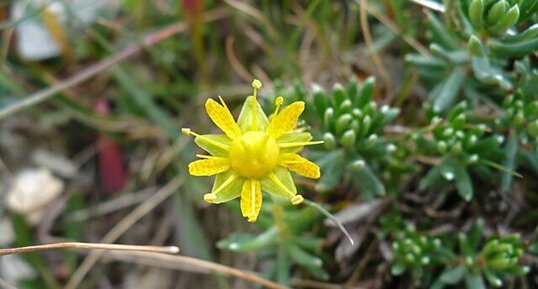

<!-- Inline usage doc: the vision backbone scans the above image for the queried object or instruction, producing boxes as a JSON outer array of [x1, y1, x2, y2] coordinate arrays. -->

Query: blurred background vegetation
[[0, 0, 537, 288]]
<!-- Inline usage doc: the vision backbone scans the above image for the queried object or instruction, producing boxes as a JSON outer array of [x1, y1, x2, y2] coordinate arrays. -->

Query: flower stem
[[272, 197, 290, 284], [271, 197, 289, 241]]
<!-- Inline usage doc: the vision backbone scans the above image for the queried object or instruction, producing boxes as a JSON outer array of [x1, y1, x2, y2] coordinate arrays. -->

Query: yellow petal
[[188, 157, 230, 176], [205, 98, 242, 139], [280, 153, 320, 179], [267, 101, 305, 138], [240, 179, 262, 222]]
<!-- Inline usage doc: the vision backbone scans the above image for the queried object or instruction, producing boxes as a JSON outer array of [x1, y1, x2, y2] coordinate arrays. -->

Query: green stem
[[271, 197, 289, 242], [304, 199, 354, 245], [271, 197, 290, 284]]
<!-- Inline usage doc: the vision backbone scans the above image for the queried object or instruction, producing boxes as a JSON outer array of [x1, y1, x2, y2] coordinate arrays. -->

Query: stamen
[[204, 193, 217, 203], [196, 155, 229, 162], [271, 96, 284, 122], [182, 128, 230, 150], [250, 79, 262, 131], [212, 174, 238, 195], [278, 140, 324, 148], [291, 195, 304, 205], [268, 173, 295, 197], [196, 154, 212, 159], [275, 96, 284, 106], [181, 128, 192, 135], [252, 79, 262, 92], [217, 96, 229, 109]]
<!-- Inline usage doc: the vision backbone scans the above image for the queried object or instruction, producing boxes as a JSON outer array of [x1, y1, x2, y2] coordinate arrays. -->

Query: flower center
[[229, 131, 280, 178]]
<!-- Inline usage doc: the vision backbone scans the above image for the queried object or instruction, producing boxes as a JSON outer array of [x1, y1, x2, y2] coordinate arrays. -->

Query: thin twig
[[66, 187, 157, 222], [225, 36, 252, 83], [95, 250, 289, 289], [0, 8, 228, 120], [0, 26, 14, 66], [356, 0, 431, 57], [358, 0, 393, 98], [224, 0, 278, 40], [0, 156, 13, 177], [0, 242, 179, 256], [64, 175, 184, 289], [345, 239, 377, 286]]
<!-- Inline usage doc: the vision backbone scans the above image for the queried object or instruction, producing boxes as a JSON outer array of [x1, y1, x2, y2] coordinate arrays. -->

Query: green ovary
[[229, 131, 280, 178]]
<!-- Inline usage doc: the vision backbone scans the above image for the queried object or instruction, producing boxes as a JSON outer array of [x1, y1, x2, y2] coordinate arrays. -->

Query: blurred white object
[[33, 149, 78, 179], [0, 255, 37, 284], [124, 268, 174, 289], [0, 218, 15, 246], [6, 168, 64, 224], [11, 0, 117, 60]]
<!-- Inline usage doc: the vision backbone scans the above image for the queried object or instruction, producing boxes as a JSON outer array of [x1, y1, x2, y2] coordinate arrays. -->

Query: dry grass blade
[[0, 8, 228, 120], [98, 250, 289, 289], [224, 0, 278, 40], [66, 187, 157, 222], [225, 36, 252, 83], [358, 0, 393, 98], [356, 0, 431, 57], [0, 242, 179, 256]]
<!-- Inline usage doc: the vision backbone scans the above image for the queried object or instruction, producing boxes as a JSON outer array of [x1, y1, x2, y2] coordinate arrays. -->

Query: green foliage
[[382, 3, 536, 286], [388, 220, 529, 289], [405, 0, 538, 198], [407, 2, 537, 112], [2, 0, 537, 288], [478, 235, 528, 280], [277, 78, 411, 198], [415, 102, 504, 200], [218, 200, 329, 282], [390, 224, 447, 286]]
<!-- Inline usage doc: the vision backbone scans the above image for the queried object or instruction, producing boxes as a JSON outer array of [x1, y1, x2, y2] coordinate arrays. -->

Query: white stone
[[0, 219, 15, 246], [0, 255, 37, 283], [6, 168, 64, 224]]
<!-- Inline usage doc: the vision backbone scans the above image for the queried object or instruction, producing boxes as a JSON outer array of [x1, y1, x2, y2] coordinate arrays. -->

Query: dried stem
[[358, 0, 431, 57], [358, 0, 393, 98], [1, 242, 287, 289], [0, 242, 179, 256], [225, 36, 252, 83]]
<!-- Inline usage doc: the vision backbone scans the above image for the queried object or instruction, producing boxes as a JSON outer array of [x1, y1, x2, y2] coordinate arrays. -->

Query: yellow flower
[[182, 79, 322, 222]]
